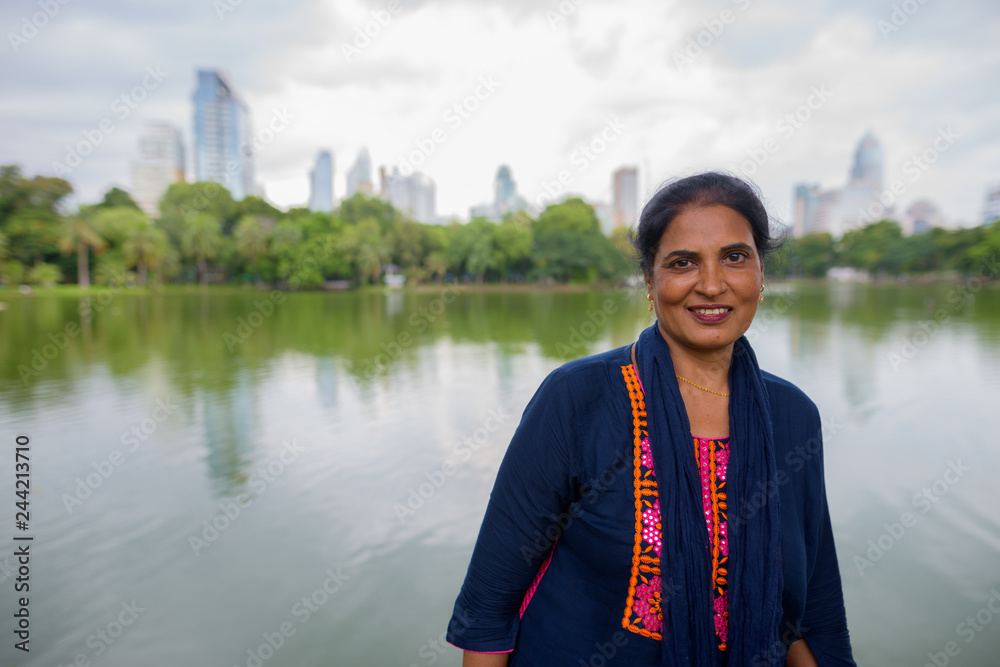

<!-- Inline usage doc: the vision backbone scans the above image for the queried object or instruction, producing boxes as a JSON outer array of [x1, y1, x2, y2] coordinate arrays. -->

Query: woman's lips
[[688, 307, 732, 323]]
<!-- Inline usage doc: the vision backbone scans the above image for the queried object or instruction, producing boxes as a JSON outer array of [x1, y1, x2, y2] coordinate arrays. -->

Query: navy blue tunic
[[446, 344, 855, 666]]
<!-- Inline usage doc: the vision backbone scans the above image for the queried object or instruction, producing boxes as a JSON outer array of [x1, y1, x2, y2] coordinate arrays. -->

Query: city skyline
[[1, 0, 997, 227]]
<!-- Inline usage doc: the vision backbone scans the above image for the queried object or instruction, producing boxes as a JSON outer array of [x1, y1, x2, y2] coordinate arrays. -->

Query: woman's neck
[[659, 329, 734, 387]]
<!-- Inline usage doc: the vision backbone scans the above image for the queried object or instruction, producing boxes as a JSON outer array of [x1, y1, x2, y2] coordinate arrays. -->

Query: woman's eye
[[671, 259, 692, 268]]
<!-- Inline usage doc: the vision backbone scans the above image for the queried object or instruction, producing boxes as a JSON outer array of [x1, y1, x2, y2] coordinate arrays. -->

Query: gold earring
[[647, 294, 653, 312], [759, 285, 764, 302]]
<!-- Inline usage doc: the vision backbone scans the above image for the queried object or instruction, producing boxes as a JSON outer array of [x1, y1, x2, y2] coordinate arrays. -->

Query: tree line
[[770, 219, 999, 279], [1, 164, 996, 289], [0, 165, 630, 288]]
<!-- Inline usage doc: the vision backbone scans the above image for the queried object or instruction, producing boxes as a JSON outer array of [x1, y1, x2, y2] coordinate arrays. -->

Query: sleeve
[[800, 411, 857, 667], [446, 367, 580, 653]]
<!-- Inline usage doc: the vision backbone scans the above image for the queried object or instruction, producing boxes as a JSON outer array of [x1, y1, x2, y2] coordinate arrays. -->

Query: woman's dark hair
[[630, 171, 784, 278]]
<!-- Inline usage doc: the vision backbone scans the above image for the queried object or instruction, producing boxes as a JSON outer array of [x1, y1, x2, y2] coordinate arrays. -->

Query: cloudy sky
[[2, 0, 998, 226]]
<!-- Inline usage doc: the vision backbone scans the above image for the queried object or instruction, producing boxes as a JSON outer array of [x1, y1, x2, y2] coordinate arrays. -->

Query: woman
[[445, 172, 855, 666]]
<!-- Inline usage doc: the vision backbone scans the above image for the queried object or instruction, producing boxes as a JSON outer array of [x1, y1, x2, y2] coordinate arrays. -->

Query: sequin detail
[[620, 364, 730, 652]]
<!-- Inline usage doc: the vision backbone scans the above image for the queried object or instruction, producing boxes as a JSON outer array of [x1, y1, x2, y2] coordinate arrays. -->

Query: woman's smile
[[646, 204, 763, 355]]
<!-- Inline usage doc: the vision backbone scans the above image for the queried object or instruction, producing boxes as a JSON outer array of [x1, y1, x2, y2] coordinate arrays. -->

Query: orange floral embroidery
[[620, 364, 662, 639], [620, 364, 731, 651]]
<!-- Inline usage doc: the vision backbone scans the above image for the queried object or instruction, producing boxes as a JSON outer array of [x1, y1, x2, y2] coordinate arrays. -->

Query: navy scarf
[[634, 323, 784, 666]]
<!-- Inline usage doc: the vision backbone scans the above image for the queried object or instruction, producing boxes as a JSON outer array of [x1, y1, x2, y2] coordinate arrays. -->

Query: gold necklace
[[675, 375, 729, 397]]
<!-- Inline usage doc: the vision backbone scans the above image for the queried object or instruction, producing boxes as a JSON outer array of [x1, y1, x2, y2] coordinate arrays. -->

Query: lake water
[[1, 283, 999, 667]]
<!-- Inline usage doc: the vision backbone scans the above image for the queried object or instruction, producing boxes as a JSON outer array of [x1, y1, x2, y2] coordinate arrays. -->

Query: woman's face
[[644, 204, 764, 357]]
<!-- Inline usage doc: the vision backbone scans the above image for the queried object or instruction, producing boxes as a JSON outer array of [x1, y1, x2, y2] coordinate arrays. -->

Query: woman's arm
[[787, 639, 819, 667], [445, 368, 579, 654], [463, 651, 510, 667], [793, 401, 856, 666]]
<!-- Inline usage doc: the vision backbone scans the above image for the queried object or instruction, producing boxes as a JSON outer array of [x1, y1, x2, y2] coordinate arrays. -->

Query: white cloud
[[0, 0, 997, 224]]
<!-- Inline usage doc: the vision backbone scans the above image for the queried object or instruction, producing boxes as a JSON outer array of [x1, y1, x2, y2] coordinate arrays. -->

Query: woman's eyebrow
[[662, 249, 697, 260], [661, 242, 755, 261]]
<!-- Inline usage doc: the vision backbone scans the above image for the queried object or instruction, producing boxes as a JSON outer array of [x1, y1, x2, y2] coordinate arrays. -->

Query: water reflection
[[1, 284, 998, 666]]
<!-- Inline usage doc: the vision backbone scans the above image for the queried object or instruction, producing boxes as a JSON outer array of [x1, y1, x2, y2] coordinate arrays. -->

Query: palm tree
[[58, 215, 107, 287], [123, 222, 168, 287], [181, 213, 223, 285]]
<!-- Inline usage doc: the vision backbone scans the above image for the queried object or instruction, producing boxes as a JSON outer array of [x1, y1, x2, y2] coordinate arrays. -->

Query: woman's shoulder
[[527, 344, 633, 414], [545, 343, 633, 387], [761, 370, 820, 424]]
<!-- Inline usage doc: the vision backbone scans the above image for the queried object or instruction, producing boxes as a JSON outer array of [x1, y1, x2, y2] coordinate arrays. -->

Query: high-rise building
[[984, 185, 1000, 225], [613, 167, 638, 229], [792, 184, 820, 237], [495, 165, 516, 213], [347, 147, 373, 197], [383, 167, 435, 223], [470, 165, 526, 221], [849, 131, 884, 189], [309, 150, 334, 212], [792, 132, 889, 239], [130, 121, 185, 217], [594, 202, 614, 236], [903, 199, 945, 235], [192, 69, 254, 200]]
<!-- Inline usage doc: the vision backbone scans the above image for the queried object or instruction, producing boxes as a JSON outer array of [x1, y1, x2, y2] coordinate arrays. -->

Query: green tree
[[941, 226, 988, 273], [58, 215, 107, 287], [181, 213, 223, 285], [268, 220, 304, 282], [793, 233, 835, 278], [386, 219, 431, 274], [338, 193, 400, 233], [534, 197, 600, 235], [425, 250, 448, 282], [446, 219, 495, 280], [90, 206, 148, 248], [233, 195, 281, 223], [969, 220, 1000, 273], [0, 167, 72, 267], [339, 218, 389, 285], [234, 215, 271, 280], [123, 221, 169, 287], [25, 262, 62, 287], [159, 182, 236, 248], [99, 187, 141, 210], [492, 219, 533, 281], [531, 199, 622, 283], [837, 220, 903, 275]]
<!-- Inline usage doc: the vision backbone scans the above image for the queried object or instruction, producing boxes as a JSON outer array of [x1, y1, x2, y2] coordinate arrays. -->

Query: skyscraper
[[613, 167, 638, 229], [383, 168, 436, 224], [347, 147, 373, 197], [470, 166, 526, 221], [792, 131, 889, 239], [849, 131, 884, 189], [495, 165, 516, 213], [309, 150, 334, 212], [903, 199, 944, 235], [130, 121, 185, 217], [192, 69, 254, 200]]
